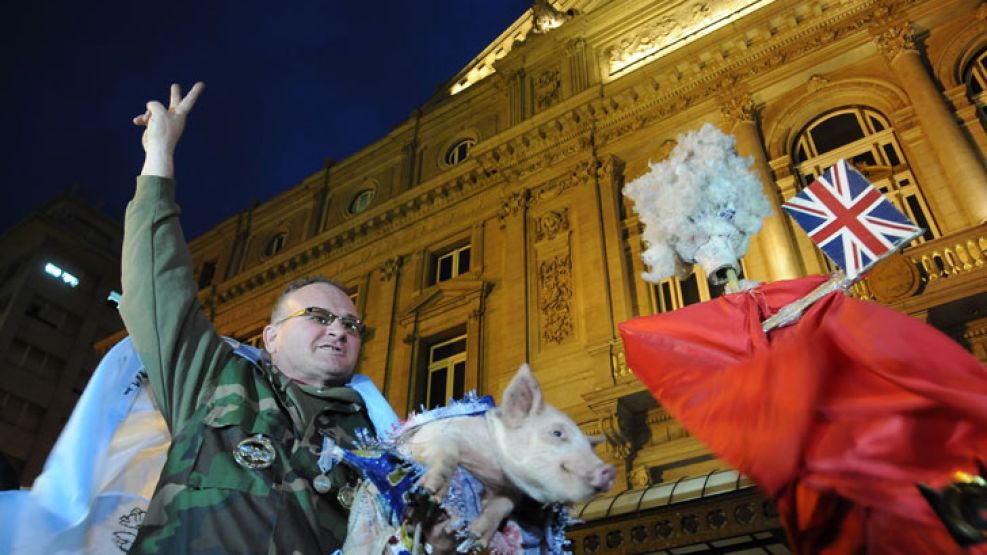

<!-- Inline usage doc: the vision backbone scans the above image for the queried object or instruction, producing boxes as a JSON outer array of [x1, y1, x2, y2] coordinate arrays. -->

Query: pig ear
[[499, 363, 544, 427]]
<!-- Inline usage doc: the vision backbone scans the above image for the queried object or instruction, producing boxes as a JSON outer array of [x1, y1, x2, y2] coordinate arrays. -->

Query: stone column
[[508, 70, 530, 126], [721, 94, 803, 281], [565, 38, 590, 94], [876, 23, 987, 225]]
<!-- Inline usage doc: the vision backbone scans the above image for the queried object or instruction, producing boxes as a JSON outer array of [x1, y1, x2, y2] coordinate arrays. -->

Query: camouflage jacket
[[122, 177, 373, 553], [129, 353, 374, 554]]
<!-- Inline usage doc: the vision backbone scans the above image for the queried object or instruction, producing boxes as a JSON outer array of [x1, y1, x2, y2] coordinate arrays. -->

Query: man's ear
[[262, 324, 278, 354]]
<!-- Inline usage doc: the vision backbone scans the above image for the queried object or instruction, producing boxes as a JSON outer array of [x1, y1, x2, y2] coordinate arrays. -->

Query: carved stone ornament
[[539, 253, 574, 344], [532, 0, 573, 34], [720, 93, 757, 123], [865, 252, 921, 302], [379, 256, 403, 282], [535, 209, 570, 243], [629, 466, 651, 489], [806, 74, 831, 93], [498, 189, 529, 225], [535, 68, 562, 110], [874, 22, 917, 62], [605, 1, 759, 75]]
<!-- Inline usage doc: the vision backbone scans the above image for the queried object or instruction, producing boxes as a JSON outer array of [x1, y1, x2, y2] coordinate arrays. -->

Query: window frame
[[792, 106, 939, 244], [423, 333, 468, 410]]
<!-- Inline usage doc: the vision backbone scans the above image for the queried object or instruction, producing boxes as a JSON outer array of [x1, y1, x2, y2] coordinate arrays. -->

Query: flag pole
[[761, 227, 924, 333]]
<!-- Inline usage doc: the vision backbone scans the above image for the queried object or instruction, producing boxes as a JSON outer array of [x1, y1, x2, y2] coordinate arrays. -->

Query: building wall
[[0, 194, 122, 485], [154, 0, 987, 509]]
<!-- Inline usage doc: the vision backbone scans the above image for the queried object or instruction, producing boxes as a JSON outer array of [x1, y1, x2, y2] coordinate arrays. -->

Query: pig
[[399, 363, 616, 549]]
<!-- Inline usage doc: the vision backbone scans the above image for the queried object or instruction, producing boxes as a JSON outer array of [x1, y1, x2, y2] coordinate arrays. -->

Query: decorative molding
[[474, 112, 592, 181], [720, 93, 757, 124], [215, 167, 498, 306], [530, 159, 597, 206], [498, 189, 529, 225], [596, 155, 626, 189], [806, 74, 831, 93], [535, 67, 562, 111], [594, 0, 920, 147], [539, 253, 574, 344], [535, 208, 570, 243], [874, 22, 918, 62], [629, 466, 650, 489], [602, 0, 811, 78], [379, 256, 403, 282], [497, 159, 596, 225]]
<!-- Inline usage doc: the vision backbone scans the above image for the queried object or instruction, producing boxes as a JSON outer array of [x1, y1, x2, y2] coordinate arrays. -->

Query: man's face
[[263, 283, 362, 387]]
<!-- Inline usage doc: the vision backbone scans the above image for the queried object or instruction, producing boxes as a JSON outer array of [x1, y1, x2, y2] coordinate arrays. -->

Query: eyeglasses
[[274, 306, 365, 335]]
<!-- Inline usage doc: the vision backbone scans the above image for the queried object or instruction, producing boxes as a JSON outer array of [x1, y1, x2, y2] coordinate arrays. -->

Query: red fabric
[[619, 276, 987, 554]]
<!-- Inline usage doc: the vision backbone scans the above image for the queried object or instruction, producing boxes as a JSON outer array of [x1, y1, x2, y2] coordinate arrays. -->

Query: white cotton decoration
[[623, 123, 772, 284]]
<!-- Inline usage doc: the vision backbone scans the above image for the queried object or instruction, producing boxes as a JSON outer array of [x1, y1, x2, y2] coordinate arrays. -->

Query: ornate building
[[104, 0, 987, 551], [0, 193, 123, 485]]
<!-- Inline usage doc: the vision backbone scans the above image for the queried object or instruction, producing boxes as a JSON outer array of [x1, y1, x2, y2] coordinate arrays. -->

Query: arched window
[[793, 107, 938, 242], [264, 232, 287, 257], [444, 138, 475, 167], [349, 189, 375, 215], [964, 48, 987, 129]]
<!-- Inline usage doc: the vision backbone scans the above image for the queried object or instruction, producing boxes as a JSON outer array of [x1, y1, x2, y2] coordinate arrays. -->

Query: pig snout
[[592, 464, 616, 493]]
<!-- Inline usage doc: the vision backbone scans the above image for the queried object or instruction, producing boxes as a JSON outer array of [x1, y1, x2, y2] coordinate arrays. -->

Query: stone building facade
[[0, 194, 122, 485], [106, 0, 987, 551]]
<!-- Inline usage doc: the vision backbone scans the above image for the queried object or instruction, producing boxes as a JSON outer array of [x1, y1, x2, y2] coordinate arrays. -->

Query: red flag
[[619, 276, 987, 554]]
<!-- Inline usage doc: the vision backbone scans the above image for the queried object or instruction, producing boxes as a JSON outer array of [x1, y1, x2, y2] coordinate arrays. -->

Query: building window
[[349, 189, 375, 215], [265, 233, 287, 257], [8, 337, 66, 381], [965, 48, 987, 131], [793, 107, 938, 242], [43, 262, 80, 288], [424, 334, 467, 410], [198, 261, 216, 290], [444, 138, 475, 167], [0, 392, 44, 433], [651, 274, 702, 313], [432, 244, 471, 284]]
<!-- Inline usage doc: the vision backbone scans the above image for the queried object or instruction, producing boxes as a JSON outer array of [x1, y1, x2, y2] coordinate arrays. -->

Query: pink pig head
[[489, 363, 616, 504]]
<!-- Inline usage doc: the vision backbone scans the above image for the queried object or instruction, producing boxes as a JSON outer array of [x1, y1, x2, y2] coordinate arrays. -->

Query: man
[[122, 82, 396, 553]]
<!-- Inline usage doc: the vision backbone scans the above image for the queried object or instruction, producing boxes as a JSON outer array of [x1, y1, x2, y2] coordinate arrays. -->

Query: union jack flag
[[782, 159, 923, 280]]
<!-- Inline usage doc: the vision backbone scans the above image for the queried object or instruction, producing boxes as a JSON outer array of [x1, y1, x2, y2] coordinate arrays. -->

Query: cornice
[[589, 0, 921, 146], [213, 162, 500, 306], [207, 0, 935, 310]]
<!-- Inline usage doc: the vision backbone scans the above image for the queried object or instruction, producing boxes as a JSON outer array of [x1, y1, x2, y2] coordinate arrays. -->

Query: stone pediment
[[399, 278, 492, 324]]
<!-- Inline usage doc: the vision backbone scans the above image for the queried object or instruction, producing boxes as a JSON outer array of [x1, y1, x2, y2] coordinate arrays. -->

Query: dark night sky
[[1, 1, 531, 239]]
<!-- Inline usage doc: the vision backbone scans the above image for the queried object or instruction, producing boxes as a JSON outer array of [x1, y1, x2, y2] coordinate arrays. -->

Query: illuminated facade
[[101, 0, 987, 551], [0, 193, 122, 485]]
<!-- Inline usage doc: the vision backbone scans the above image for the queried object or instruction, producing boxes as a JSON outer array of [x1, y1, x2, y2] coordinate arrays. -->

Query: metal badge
[[233, 434, 276, 469], [313, 474, 333, 494], [337, 483, 355, 508]]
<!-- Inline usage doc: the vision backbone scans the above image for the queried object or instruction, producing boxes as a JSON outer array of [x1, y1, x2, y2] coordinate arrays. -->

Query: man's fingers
[[177, 81, 205, 113], [169, 83, 181, 111], [133, 111, 150, 126], [146, 100, 166, 117]]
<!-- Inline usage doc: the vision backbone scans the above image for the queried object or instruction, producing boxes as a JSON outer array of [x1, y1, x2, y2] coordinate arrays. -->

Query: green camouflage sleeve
[[120, 175, 232, 433]]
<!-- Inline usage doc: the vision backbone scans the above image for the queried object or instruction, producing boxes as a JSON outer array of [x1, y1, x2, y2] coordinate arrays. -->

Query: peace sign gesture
[[134, 82, 204, 177]]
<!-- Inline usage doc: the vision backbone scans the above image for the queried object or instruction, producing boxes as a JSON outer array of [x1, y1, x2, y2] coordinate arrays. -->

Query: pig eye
[[551, 429, 566, 440]]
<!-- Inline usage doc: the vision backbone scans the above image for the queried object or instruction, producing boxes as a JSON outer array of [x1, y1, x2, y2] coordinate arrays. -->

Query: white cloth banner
[[0, 337, 398, 554]]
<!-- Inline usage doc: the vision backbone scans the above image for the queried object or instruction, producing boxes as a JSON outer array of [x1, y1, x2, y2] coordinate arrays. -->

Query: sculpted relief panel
[[539, 253, 574, 344], [535, 208, 570, 243], [535, 68, 562, 111], [604, 0, 766, 76]]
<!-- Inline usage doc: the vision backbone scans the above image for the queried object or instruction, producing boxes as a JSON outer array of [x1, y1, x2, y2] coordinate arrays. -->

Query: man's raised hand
[[135, 82, 204, 178]]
